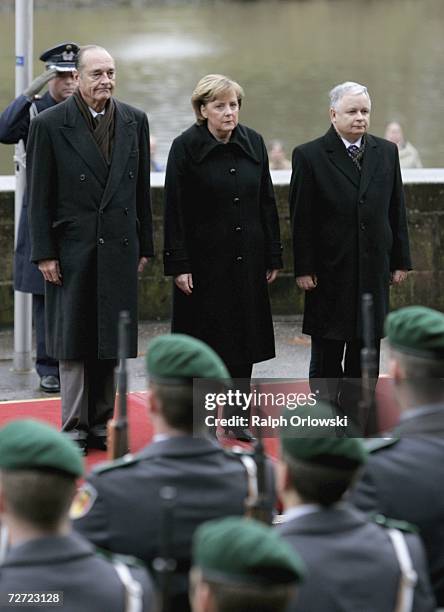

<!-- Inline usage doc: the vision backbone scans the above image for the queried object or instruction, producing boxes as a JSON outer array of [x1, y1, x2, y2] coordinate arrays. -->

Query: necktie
[[347, 144, 360, 161], [94, 114, 103, 128]]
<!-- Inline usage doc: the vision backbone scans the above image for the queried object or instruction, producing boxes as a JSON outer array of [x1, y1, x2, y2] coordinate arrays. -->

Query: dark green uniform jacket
[[0, 533, 155, 612]]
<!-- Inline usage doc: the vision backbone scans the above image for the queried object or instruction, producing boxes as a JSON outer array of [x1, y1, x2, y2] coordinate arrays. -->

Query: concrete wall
[[1, 169, 443, 326]]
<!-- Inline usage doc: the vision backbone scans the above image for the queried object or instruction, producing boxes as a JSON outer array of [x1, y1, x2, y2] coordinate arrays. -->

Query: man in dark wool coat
[[289, 81, 411, 432], [27, 45, 153, 454]]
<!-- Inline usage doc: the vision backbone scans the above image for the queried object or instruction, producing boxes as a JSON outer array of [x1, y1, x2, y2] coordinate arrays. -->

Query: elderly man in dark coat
[[289, 81, 411, 432], [0, 43, 80, 393], [27, 45, 153, 454]]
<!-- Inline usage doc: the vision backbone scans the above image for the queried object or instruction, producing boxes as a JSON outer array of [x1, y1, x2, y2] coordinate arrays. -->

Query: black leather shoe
[[40, 375, 60, 393], [75, 439, 88, 456], [88, 435, 108, 451], [225, 427, 256, 443]]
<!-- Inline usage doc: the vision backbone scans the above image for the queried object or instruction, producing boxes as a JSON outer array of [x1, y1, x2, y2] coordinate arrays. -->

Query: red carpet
[[0, 378, 400, 474], [0, 392, 154, 472]]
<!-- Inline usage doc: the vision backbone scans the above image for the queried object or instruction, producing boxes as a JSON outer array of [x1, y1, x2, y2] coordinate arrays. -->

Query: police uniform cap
[[385, 305, 444, 358], [146, 333, 230, 384], [0, 419, 83, 477], [39, 42, 79, 72], [280, 403, 368, 467], [193, 516, 305, 585]]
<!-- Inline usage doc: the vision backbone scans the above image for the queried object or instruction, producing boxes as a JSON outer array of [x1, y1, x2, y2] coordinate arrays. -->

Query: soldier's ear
[[275, 458, 292, 495], [388, 353, 405, 382], [0, 481, 5, 514], [146, 387, 159, 416], [191, 572, 213, 612]]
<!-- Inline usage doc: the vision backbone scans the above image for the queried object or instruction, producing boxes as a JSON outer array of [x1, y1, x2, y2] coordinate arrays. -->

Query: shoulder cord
[[112, 560, 144, 612], [0, 524, 9, 565], [239, 453, 258, 511], [387, 528, 418, 612]]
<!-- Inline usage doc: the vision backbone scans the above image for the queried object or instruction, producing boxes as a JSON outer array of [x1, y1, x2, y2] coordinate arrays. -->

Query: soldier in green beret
[[276, 404, 436, 611], [190, 516, 304, 612], [351, 305, 444, 606], [0, 419, 155, 611], [74, 334, 275, 611]]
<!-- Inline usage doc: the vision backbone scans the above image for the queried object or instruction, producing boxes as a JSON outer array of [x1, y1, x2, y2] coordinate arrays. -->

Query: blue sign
[[16, 56, 25, 66]]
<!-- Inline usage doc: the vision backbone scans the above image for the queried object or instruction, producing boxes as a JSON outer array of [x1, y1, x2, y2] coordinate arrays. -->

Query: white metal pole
[[13, 0, 33, 372]]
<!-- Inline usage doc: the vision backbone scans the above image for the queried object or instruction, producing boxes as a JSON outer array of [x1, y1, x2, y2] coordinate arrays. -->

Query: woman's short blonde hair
[[191, 74, 245, 125]]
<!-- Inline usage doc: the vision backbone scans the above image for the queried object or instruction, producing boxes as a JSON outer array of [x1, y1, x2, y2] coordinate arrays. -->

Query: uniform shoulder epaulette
[[92, 453, 140, 475], [364, 437, 400, 453], [371, 513, 418, 534], [95, 546, 146, 569]]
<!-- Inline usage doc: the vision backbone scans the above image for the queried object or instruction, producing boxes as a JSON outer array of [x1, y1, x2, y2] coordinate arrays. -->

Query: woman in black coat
[[164, 74, 282, 409]]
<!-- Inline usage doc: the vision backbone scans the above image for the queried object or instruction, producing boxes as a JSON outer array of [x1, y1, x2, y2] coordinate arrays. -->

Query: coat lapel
[[59, 96, 109, 188], [358, 133, 380, 198], [324, 125, 360, 188], [100, 100, 137, 210]]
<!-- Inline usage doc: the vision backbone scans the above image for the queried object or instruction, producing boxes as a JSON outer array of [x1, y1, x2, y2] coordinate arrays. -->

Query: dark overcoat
[[27, 95, 153, 359], [278, 504, 435, 612], [163, 123, 283, 366], [350, 405, 444, 605], [0, 92, 57, 294], [289, 126, 412, 340]]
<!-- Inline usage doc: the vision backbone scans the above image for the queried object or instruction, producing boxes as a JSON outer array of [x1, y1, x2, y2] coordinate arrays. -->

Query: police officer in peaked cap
[[0, 42, 79, 394]]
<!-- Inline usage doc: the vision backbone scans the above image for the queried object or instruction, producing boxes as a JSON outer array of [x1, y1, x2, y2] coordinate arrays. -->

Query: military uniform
[[0, 419, 155, 612], [278, 405, 436, 611], [0, 533, 155, 612], [73, 333, 276, 610], [278, 503, 435, 612], [73, 436, 270, 610], [0, 42, 79, 391], [351, 305, 444, 606], [350, 416, 444, 606]]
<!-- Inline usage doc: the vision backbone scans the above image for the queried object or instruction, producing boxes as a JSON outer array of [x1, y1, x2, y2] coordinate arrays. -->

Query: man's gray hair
[[329, 82, 371, 110]]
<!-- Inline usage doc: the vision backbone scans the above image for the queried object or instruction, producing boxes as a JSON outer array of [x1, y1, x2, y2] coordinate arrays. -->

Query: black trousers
[[309, 337, 380, 435], [33, 294, 59, 379], [224, 363, 253, 426]]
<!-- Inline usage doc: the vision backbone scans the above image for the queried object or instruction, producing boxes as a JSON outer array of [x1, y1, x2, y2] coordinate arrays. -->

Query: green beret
[[146, 333, 230, 384], [385, 305, 444, 358], [280, 403, 368, 466], [0, 419, 84, 477], [193, 516, 305, 585]]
